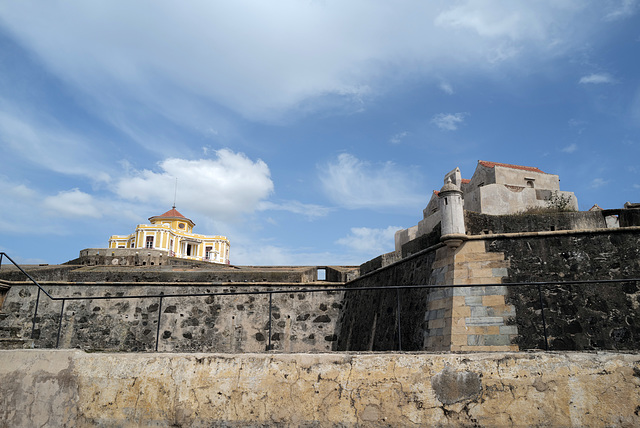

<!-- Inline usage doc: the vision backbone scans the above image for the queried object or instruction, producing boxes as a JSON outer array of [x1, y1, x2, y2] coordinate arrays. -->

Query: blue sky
[[0, 1, 639, 266]]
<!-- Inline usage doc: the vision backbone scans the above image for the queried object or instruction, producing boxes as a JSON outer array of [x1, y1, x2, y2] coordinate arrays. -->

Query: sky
[[0, 1, 639, 266]]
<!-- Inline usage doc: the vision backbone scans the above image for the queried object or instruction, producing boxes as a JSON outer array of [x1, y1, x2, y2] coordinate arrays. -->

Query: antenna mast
[[172, 178, 178, 209]]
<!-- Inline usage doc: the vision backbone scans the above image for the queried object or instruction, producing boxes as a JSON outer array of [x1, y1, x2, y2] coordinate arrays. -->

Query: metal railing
[[1, 252, 639, 352]]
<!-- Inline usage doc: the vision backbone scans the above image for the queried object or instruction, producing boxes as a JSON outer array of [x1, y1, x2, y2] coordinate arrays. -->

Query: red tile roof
[[157, 208, 187, 219], [149, 207, 194, 226], [461, 178, 471, 184], [478, 160, 545, 174]]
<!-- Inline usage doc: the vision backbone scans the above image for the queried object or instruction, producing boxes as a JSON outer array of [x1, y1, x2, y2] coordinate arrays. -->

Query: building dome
[[439, 178, 461, 194]]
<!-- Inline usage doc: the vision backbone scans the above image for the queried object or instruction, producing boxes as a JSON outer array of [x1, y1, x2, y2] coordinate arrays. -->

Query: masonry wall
[[0, 264, 322, 284], [485, 228, 640, 351], [2, 350, 639, 427], [0, 283, 344, 353], [336, 247, 441, 352]]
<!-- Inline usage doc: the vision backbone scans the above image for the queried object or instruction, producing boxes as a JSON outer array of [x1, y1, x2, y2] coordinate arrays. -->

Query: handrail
[[0, 253, 54, 299]]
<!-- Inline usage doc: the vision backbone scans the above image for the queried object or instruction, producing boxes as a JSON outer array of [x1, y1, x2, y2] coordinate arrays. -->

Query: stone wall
[[486, 228, 640, 350], [337, 247, 441, 352], [465, 210, 606, 235], [0, 283, 344, 353], [0, 264, 327, 284], [2, 349, 639, 427]]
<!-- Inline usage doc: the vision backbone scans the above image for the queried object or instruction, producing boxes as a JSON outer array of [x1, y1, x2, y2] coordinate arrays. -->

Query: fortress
[[1, 160, 640, 427]]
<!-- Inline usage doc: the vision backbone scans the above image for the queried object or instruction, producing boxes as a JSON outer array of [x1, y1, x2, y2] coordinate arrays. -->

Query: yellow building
[[108, 207, 230, 264]]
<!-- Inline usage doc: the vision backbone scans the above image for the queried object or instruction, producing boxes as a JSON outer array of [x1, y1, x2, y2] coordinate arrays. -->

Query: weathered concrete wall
[[0, 283, 344, 353], [1, 350, 639, 427]]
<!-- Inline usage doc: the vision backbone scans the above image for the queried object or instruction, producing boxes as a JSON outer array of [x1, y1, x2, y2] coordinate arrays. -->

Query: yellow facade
[[108, 207, 230, 264]]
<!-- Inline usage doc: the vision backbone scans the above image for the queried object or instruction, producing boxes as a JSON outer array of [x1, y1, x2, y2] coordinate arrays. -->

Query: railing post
[[396, 288, 402, 352], [155, 295, 164, 352], [31, 287, 41, 341], [267, 292, 273, 351], [56, 299, 65, 348], [537, 284, 549, 351]]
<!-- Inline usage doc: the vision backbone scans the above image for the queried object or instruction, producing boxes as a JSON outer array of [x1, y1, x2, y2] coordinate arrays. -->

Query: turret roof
[[149, 207, 195, 226]]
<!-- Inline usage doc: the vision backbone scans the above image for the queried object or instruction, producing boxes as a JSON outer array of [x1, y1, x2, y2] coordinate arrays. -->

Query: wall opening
[[317, 268, 326, 281]]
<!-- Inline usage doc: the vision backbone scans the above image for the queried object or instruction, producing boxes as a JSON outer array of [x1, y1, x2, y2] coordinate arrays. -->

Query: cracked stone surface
[[1, 350, 639, 427]]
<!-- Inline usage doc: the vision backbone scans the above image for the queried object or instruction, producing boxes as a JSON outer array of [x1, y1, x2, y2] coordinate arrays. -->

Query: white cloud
[[431, 113, 467, 131], [115, 149, 273, 221], [320, 154, 424, 210], [439, 82, 454, 95], [561, 143, 578, 153], [389, 131, 409, 144], [579, 73, 615, 84], [336, 226, 399, 254], [43, 189, 102, 218]]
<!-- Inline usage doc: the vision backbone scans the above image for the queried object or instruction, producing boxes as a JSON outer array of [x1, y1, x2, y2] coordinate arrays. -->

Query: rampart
[[1, 349, 639, 427], [1, 210, 639, 354]]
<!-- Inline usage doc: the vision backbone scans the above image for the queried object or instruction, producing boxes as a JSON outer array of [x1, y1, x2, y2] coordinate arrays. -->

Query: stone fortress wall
[[2, 160, 640, 427], [2, 208, 639, 354]]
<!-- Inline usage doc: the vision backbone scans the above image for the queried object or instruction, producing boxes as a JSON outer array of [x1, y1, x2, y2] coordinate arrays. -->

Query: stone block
[[499, 325, 518, 335], [483, 285, 507, 295], [492, 267, 509, 277], [482, 295, 505, 307], [487, 305, 516, 317], [484, 334, 511, 346], [451, 306, 471, 318], [467, 335, 483, 346], [465, 316, 504, 326], [451, 334, 468, 346], [429, 318, 445, 329], [470, 306, 488, 317], [464, 296, 483, 306], [451, 325, 500, 335], [454, 240, 485, 254], [468, 268, 495, 279]]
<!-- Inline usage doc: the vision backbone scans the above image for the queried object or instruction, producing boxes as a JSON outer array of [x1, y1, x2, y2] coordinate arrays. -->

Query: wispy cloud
[[336, 226, 399, 254], [0, 107, 111, 181], [439, 82, 454, 95], [561, 143, 578, 153], [0, 2, 615, 122], [604, 0, 639, 21], [320, 154, 423, 210], [258, 200, 332, 220], [579, 73, 615, 84], [431, 113, 467, 131], [389, 131, 409, 144], [590, 178, 609, 189]]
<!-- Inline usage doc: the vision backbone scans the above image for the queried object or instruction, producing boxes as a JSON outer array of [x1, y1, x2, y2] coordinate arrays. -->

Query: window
[[205, 246, 212, 260], [146, 236, 154, 249]]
